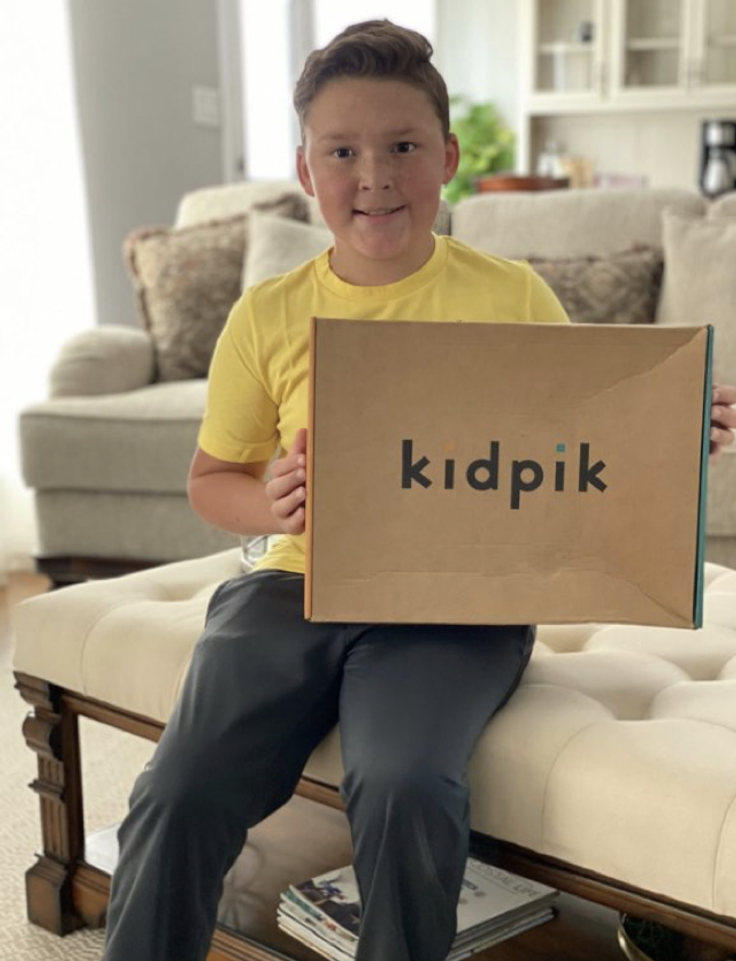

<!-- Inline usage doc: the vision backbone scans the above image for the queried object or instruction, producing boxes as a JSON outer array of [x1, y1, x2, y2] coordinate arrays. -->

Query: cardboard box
[[306, 319, 712, 628]]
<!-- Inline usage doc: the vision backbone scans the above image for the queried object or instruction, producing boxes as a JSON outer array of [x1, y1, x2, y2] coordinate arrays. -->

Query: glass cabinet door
[[533, 0, 602, 94], [699, 0, 736, 86], [620, 0, 684, 88]]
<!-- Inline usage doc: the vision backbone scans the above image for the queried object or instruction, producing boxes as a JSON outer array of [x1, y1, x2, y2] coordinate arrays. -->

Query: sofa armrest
[[49, 326, 156, 398]]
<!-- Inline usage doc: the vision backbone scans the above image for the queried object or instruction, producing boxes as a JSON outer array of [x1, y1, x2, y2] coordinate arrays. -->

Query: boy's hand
[[266, 428, 308, 534], [710, 385, 736, 462]]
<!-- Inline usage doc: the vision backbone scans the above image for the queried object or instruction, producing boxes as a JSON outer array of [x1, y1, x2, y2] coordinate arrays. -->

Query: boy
[[103, 20, 736, 961]]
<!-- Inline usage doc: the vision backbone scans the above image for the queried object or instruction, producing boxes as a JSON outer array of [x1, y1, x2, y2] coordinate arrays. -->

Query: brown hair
[[294, 19, 450, 141]]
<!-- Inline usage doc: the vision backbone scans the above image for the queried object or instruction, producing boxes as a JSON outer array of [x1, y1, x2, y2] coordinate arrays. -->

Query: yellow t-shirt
[[198, 234, 569, 574]]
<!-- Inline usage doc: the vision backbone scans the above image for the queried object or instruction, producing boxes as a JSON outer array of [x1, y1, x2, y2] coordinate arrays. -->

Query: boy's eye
[[393, 142, 416, 153], [333, 147, 354, 159]]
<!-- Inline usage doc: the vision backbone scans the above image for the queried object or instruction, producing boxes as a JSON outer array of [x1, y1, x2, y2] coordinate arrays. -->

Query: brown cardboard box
[[306, 319, 712, 628]]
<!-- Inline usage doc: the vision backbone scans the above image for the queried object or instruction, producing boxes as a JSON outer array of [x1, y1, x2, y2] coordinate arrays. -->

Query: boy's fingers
[[272, 490, 306, 521], [291, 427, 308, 455], [711, 404, 736, 431], [266, 469, 306, 505], [271, 429, 308, 478], [281, 506, 306, 535], [713, 384, 736, 407], [271, 451, 304, 479], [711, 425, 734, 449]]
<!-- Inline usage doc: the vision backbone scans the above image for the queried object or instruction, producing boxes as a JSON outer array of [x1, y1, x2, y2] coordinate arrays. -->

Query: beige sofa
[[19, 183, 736, 584]]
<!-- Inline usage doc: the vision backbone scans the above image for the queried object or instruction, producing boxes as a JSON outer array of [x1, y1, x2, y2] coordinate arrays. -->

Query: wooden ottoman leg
[[15, 672, 85, 935]]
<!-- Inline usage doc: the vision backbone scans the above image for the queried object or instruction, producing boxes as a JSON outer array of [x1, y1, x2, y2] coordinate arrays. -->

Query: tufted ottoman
[[12, 549, 736, 957]]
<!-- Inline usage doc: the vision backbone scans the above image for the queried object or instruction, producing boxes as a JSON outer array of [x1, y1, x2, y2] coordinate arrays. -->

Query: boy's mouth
[[354, 204, 405, 217]]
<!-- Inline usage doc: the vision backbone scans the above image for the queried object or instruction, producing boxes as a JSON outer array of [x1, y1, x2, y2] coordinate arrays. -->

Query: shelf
[[523, 86, 736, 115], [538, 41, 595, 55], [708, 34, 736, 48], [625, 37, 681, 52]]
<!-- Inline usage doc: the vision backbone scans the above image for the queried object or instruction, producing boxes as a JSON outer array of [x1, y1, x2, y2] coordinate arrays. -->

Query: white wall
[[530, 110, 715, 191], [67, 0, 223, 327], [435, 0, 520, 130]]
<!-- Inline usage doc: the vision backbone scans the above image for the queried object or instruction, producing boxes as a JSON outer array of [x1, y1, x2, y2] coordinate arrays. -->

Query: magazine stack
[[278, 858, 559, 960]]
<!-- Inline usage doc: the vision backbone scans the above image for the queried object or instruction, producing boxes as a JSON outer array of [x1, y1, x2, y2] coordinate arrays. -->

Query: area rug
[[0, 663, 154, 959]]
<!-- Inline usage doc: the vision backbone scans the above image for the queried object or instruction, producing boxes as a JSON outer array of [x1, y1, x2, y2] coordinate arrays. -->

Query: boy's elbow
[[187, 473, 206, 519]]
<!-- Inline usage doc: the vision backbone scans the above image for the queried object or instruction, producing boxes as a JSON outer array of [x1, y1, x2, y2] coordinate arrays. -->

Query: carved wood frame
[[14, 671, 736, 959]]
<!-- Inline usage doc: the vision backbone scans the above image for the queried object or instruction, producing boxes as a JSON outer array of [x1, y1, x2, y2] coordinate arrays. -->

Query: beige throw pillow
[[528, 247, 664, 325], [656, 212, 736, 384], [124, 193, 309, 381], [244, 212, 333, 288]]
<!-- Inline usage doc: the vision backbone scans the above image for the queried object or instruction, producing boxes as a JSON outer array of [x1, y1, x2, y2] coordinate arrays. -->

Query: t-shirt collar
[[315, 235, 448, 301]]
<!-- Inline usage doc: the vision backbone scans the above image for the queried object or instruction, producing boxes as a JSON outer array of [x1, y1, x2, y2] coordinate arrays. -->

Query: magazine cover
[[278, 859, 558, 961]]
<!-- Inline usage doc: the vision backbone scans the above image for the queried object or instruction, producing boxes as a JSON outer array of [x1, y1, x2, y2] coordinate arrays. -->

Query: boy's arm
[[187, 428, 308, 536]]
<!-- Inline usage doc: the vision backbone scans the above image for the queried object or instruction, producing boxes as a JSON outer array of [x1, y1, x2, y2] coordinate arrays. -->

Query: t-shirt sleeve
[[523, 261, 571, 325], [197, 293, 280, 464]]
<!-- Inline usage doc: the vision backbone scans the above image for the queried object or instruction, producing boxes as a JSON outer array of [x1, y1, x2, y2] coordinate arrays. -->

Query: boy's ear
[[296, 146, 315, 197], [442, 133, 460, 185]]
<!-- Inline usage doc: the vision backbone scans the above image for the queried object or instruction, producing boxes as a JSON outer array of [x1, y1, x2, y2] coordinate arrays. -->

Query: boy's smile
[[297, 78, 459, 286]]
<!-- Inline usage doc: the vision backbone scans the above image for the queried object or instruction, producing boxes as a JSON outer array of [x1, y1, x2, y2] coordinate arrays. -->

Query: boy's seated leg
[[339, 622, 535, 961], [103, 570, 345, 961]]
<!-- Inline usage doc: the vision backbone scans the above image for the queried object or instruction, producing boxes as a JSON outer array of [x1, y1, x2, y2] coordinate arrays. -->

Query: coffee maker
[[700, 119, 736, 197]]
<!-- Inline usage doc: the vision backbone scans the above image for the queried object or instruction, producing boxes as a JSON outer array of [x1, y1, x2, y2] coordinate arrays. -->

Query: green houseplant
[[443, 96, 515, 205]]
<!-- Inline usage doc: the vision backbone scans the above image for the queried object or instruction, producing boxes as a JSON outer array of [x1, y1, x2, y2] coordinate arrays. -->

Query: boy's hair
[[294, 19, 450, 141]]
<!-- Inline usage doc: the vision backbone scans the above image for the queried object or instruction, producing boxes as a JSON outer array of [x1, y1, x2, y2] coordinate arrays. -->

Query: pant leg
[[339, 621, 535, 961], [103, 571, 345, 961]]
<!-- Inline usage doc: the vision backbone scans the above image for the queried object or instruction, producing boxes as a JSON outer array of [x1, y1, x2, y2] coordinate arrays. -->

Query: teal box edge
[[694, 325, 714, 629]]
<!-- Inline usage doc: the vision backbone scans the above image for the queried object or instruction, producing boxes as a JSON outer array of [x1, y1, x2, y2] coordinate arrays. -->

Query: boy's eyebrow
[[316, 127, 420, 144]]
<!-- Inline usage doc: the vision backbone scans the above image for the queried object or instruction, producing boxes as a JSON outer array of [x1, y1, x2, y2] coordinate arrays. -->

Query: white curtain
[[0, 2, 95, 574]]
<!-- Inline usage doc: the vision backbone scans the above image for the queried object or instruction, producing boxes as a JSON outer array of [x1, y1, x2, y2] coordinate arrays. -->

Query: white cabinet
[[690, 0, 736, 90], [611, 0, 736, 99], [522, 0, 736, 107], [518, 0, 736, 177], [522, 0, 607, 106]]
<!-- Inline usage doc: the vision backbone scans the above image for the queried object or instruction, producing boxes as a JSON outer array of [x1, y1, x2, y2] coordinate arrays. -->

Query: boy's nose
[[358, 155, 393, 190]]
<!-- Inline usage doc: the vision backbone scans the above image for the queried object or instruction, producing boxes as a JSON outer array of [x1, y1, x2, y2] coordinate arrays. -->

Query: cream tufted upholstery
[[12, 551, 736, 923]]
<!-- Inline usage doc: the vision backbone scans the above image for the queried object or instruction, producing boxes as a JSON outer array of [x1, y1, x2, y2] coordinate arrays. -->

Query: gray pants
[[103, 570, 534, 961]]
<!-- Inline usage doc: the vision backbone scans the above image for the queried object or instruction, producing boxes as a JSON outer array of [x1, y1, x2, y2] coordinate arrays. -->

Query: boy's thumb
[[292, 427, 308, 454]]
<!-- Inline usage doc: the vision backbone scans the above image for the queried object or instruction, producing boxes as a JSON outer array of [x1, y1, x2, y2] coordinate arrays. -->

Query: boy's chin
[[331, 233, 436, 281]]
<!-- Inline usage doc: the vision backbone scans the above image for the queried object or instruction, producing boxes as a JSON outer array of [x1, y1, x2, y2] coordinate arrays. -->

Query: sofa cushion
[[451, 188, 706, 258], [33, 489, 237, 561], [656, 211, 736, 385], [528, 247, 663, 325], [20, 380, 207, 494], [124, 193, 309, 381], [709, 192, 736, 219], [49, 327, 156, 398]]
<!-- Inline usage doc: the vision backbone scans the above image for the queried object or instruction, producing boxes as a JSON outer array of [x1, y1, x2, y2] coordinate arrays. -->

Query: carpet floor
[[0, 656, 154, 959]]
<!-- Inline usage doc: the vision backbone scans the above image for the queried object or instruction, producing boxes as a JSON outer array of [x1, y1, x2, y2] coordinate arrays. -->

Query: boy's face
[[297, 77, 459, 286]]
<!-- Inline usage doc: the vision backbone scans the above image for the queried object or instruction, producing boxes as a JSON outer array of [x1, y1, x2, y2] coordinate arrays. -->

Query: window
[[238, 0, 435, 180]]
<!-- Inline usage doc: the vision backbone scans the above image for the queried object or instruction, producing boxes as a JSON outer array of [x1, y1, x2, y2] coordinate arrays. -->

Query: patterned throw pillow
[[528, 247, 664, 325], [124, 193, 309, 381]]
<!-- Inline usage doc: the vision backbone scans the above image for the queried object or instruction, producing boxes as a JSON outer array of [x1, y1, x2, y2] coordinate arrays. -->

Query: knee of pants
[[343, 756, 468, 822], [127, 752, 229, 828]]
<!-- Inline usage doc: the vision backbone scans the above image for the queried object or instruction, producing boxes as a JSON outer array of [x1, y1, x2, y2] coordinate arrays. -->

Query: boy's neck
[[328, 235, 437, 287]]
